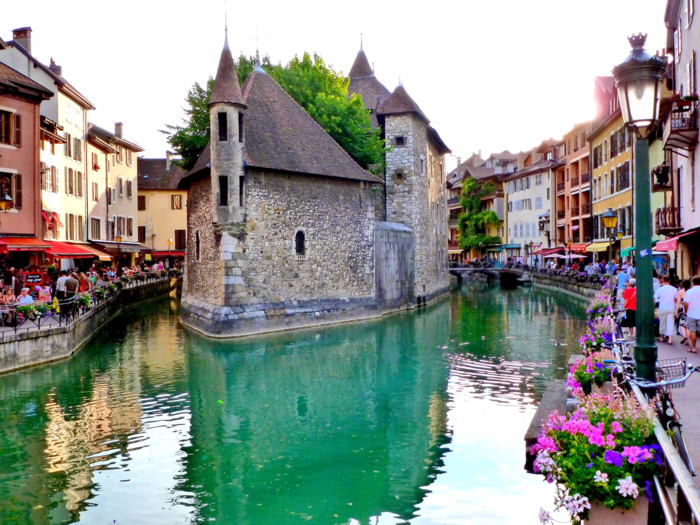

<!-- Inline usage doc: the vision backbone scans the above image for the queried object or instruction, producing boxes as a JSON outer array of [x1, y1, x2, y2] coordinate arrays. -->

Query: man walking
[[654, 274, 677, 344], [64, 272, 80, 319], [55, 271, 67, 302], [683, 275, 700, 353]]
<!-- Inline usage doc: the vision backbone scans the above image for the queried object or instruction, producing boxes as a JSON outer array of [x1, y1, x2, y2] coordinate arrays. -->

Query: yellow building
[[137, 153, 187, 262], [587, 77, 634, 262]]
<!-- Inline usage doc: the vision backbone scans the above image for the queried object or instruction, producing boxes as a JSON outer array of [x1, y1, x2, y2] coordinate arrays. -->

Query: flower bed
[[535, 292, 660, 524]]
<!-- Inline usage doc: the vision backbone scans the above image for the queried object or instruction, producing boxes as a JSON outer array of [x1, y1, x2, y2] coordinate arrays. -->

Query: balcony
[[581, 203, 591, 216], [480, 189, 504, 200], [655, 206, 682, 235], [571, 206, 580, 217], [571, 176, 579, 188], [557, 182, 565, 194], [581, 172, 590, 185], [448, 219, 459, 229], [663, 100, 698, 151], [557, 209, 566, 220], [448, 197, 461, 207]]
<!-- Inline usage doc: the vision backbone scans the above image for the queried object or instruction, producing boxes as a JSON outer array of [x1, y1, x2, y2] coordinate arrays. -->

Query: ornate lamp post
[[602, 208, 618, 269], [115, 235, 122, 275], [529, 241, 534, 267], [612, 33, 666, 382], [167, 238, 173, 259], [567, 237, 573, 267]]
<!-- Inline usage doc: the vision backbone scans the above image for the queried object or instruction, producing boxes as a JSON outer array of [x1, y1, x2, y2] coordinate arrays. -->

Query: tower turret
[[209, 31, 246, 225]]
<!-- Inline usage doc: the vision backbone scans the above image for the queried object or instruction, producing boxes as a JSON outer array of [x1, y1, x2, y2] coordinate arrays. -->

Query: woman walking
[[622, 278, 637, 337], [677, 279, 691, 345]]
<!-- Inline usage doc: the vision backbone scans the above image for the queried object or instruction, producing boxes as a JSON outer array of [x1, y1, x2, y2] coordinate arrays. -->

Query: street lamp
[[167, 238, 173, 259], [529, 241, 534, 267], [567, 237, 573, 268], [612, 33, 666, 382], [602, 207, 618, 270], [115, 235, 122, 276]]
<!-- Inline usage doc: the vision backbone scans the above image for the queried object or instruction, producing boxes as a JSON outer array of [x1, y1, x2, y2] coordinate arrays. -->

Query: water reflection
[[0, 286, 586, 524]]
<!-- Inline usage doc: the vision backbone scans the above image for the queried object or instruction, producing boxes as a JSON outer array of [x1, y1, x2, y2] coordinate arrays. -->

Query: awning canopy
[[0, 237, 51, 252], [570, 225, 580, 231], [586, 242, 613, 253], [46, 241, 95, 259], [534, 247, 563, 256], [52, 212, 64, 228], [41, 211, 52, 224], [79, 245, 112, 261], [655, 232, 695, 252], [151, 251, 185, 257], [621, 246, 635, 257], [502, 243, 521, 249], [93, 241, 149, 254], [570, 243, 590, 254]]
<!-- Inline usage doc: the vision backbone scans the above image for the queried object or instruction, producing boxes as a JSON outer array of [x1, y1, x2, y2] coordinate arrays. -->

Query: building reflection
[[179, 303, 453, 524]]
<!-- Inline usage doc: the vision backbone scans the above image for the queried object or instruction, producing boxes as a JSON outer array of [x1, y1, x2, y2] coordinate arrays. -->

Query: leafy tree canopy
[[161, 52, 385, 173], [457, 177, 502, 251]]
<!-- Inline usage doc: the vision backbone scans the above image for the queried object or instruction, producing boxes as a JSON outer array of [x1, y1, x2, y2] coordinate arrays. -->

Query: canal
[[0, 283, 587, 524]]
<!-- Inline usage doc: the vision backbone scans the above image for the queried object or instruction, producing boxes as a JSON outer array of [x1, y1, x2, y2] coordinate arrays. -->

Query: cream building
[[137, 153, 187, 261]]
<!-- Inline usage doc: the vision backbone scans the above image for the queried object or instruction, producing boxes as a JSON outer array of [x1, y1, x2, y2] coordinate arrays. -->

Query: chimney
[[49, 58, 62, 76], [456, 156, 461, 170], [12, 27, 32, 54], [115, 122, 123, 138], [166, 150, 173, 171]]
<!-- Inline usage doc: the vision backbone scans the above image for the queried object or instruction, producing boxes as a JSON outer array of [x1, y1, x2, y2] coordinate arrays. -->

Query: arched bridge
[[449, 267, 525, 288]]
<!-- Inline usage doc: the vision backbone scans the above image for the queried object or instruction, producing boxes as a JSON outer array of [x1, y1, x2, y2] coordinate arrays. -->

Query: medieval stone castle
[[179, 35, 451, 337]]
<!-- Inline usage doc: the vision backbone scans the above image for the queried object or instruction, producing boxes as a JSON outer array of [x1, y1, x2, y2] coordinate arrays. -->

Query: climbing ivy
[[457, 177, 502, 252]]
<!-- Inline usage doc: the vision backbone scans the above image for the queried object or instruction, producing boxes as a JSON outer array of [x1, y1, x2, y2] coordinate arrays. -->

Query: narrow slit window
[[219, 176, 228, 206], [295, 231, 305, 256], [195, 231, 201, 261], [238, 112, 244, 142], [239, 176, 245, 207], [218, 112, 228, 142]]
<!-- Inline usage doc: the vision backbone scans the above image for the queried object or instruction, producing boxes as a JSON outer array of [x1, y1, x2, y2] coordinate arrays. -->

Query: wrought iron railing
[[556, 182, 565, 193], [557, 210, 565, 219], [571, 176, 579, 188], [655, 206, 681, 235], [447, 197, 461, 206], [581, 172, 590, 184], [571, 206, 580, 217], [581, 203, 591, 215], [448, 219, 459, 228]]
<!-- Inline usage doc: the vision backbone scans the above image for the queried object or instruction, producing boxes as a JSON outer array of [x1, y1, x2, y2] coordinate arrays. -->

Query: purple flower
[[586, 463, 593, 469], [644, 480, 653, 502], [604, 450, 623, 467]]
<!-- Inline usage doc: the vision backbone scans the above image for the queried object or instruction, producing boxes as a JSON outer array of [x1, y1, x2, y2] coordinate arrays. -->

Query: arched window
[[295, 230, 305, 256], [195, 231, 201, 261]]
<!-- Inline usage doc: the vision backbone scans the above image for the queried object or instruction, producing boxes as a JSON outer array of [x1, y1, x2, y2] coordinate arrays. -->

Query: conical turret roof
[[209, 37, 245, 107], [377, 85, 429, 123], [348, 49, 374, 78]]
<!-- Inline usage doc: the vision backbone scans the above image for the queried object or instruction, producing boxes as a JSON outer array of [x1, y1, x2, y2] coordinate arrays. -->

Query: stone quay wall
[[532, 273, 600, 300], [0, 278, 175, 375]]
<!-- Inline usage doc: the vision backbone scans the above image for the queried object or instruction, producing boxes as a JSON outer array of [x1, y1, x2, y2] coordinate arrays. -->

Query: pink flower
[[611, 421, 623, 434]]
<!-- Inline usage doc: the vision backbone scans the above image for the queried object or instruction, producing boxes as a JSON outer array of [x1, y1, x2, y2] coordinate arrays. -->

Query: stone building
[[347, 46, 451, 300], [179, 35, 451, 337]]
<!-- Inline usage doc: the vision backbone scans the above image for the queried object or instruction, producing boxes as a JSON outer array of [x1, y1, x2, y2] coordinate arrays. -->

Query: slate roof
[[185, 66, 381, 184], [348, 75, 390, 113], [241, 69, 380, 182], [377, 85, 429, 123], [0, 61, 53, 98], [348, 49, 374, 78], [138, 158, 187, 190], [502, 159, 555, 180], [89, 123, 144, 152], [209, 37, 245, 107], [489, 150, 518, 161]]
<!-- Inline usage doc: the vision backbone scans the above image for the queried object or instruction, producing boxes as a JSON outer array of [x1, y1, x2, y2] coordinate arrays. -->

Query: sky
[[2, 0, 667, 171]]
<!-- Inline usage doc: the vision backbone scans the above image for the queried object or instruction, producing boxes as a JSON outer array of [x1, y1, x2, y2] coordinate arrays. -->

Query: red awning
[[41, 211, 52, 224], [151, 251, 185, 257], [46, 241, 95, 259], [570, 243, 590, 254], [52, 212, 64, 228], [534, 247, 563, 256], [0, 237, 51, 251], [656, 232, 694, 252]]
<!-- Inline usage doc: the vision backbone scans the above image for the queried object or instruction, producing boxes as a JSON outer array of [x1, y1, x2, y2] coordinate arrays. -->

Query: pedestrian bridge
[[449, 267, 525, 288]]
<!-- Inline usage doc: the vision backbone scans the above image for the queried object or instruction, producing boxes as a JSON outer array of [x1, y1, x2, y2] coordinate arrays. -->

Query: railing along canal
[[0, 271, 177, 334]]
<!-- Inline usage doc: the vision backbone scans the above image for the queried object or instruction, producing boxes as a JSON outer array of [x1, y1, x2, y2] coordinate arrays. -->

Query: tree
[[161, 53, 385, 174], [457, 177, 502, 252]]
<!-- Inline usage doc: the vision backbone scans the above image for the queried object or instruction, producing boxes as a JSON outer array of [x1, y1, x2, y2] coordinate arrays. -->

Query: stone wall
[[184, 175, 222, 305], [374, 221, 414, 308], [384, 113, 450, 303], [532, 273, 600, 300], [241, 169, 378, 304]]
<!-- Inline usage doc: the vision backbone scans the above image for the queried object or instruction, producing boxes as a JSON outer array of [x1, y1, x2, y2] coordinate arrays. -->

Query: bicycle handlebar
[[627, 365, 696, 390]]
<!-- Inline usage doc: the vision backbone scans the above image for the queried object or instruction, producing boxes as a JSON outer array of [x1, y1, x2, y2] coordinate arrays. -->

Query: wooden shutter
[[138, 226, 146, 243], [64, 167, 68, 193], [138, 195, 146, 210], [13, 114, 21, 146], [40, 163, 47, 190], [14, 174, 22, 208], [128, 218, 133, 236], [77, 171, 83, 197]]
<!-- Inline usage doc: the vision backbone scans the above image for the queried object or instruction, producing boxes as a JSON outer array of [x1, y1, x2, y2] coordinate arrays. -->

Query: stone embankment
[[531, 272, 601, 299], [0, 276, 178, 375]]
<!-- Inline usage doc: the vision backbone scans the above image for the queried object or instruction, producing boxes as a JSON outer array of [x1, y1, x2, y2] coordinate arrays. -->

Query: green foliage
[[457, 177, 502, 251], [76, 294, 91, 308], [161, 52, 384, 174]]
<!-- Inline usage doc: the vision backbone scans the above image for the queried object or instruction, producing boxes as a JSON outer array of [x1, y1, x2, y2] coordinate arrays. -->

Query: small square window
[[395, 136, 405, 146], [395, 170, 403, 181]]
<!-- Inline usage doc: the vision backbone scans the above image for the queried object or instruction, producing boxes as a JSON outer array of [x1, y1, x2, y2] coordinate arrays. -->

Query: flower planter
[[586, 497, 648, 525], [592, 381, 614, 397]]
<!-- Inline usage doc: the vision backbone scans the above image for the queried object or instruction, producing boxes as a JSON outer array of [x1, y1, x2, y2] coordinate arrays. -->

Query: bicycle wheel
[[671, 424, 696, 476]]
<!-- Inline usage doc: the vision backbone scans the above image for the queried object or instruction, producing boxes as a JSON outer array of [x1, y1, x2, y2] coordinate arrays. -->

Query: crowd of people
[[609, 261, 700, 353]]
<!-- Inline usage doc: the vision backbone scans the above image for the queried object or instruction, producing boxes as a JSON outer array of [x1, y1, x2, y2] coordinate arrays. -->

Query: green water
[[0, 284, 587, 524]]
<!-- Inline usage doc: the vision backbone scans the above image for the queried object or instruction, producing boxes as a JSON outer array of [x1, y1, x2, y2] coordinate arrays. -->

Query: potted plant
[[533, 393, 660, 524], [586, 297, 613, 325], [107, 283, 118, 295], [94, 287, 106, 299], [76, 294, 91, 309]]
